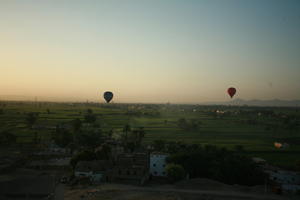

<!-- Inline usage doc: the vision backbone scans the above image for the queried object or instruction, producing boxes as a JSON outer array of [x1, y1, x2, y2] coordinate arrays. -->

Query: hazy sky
[[1, 0, 300, 103]]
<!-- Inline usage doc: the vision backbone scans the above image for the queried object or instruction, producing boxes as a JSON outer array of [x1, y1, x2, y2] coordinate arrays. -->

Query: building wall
[[75, 171, 92, 177], [282, 184, 300, 193], [150, 154, 168, 177], [91, 173, 103, 182], [267, 170, 300, 185]]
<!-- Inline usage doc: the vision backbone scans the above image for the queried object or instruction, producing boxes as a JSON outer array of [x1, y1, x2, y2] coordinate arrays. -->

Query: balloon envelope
[[103, 91, 113, 103], [274, 142, 282, 149], [227, 87, 236, 98]]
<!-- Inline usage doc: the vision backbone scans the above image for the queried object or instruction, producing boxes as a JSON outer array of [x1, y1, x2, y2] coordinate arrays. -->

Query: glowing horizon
[[1, 1, 300, 103]]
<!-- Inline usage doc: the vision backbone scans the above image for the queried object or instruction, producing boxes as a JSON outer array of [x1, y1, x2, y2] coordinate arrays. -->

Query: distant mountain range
[[1, 95, 300, 107], [204, 98, 300, 107]]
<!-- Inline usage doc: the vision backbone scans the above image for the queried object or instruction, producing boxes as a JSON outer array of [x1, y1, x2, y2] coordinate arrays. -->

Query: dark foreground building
[[0, 175, 55, 200]]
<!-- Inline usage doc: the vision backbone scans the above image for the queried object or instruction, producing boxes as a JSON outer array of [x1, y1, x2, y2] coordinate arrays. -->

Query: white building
[[150, 153, 168, 177], [74, 160, 113, 182], [267, 170, 300, 185], [266, 169, 300, 193]]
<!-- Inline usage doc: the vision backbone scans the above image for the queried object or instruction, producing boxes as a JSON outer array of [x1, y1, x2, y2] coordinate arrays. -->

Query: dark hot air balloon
[[104, 91, 113, 103], [227, 87, 236, 98]]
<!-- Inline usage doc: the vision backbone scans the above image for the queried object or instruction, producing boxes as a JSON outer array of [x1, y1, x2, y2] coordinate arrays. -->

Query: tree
[[87, 108, 93, 114], [46, 109, 51, 114], [234, 145, 245, 153], [67, 142, 77, 154], [33, 132, 39, 144], [123, 124, 131, 145], [137, 127, 146, 147], [126, 142, 137, 153], [52, 128, 73, 148], [72, 119, 82, 133], [70, 150, 96, 169], [167, 144, 267, 186], [177, 118, 188, 130], [166, 164, 185, 183], [107, 129, 114, 139], [84, 109, 97, 124], [0, 131, 16, 145], [26, 112, 39, 129], [76, 130, 103, 149], [95, 143, 112, 160], [153, 140, 166, 151], [166, 141, 181, 153]]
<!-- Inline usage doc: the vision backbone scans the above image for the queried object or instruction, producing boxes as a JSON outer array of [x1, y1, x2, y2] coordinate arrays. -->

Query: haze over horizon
[[1, 0, 300, 103]]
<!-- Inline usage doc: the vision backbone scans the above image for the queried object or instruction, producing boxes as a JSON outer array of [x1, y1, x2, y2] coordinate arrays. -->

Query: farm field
[[0, 101, 299, 168]]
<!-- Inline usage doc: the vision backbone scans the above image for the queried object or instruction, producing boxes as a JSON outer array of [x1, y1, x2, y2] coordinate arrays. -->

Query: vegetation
[[166, 164, 186, 183], [70, 150, 96, 169], [0, 131, 16, 145], [0, 102, 299, 169], [25, 112, 39, 129], [166, 144, 267, 186]]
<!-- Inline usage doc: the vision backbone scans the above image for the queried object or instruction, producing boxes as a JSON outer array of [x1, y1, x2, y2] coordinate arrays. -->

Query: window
[[154, 171, 157, 175], [153, 163, 156, 167], [163, 171, 166, 175]]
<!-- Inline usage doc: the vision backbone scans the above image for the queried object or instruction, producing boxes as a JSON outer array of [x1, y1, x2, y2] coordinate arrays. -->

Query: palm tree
[[137, 127, 146, 147], [26, 112, 39, 129], [72, 119, 82, 143], [123, 124, 131, 144], [133, 127, 146, 148]]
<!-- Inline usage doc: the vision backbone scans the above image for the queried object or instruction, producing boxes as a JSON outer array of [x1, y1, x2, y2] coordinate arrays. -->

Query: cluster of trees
[[26, 112, 39, 129], [152, 140, 198, 153], [125, 110, 160, 117], [281, 115, 299, 133], [165, 164, 186, 183], [52, 126, 73, 148], [76, 130, 103, 148], [122, 124, 146, 152], [84, 109, 97, 124], [52, 113, 102, 149], [51, 108, 100, 148], [165, 144, 267, 186], [70, 144, 112, 168], [177, 118, 201, 131]]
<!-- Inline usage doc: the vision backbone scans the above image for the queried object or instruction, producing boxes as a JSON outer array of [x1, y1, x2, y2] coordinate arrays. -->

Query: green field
[[0, 102, 299, 168]]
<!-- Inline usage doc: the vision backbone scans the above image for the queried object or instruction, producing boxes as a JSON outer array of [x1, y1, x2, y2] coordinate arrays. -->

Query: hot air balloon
[[227, 87, 236, 98], [274, 142, 282, 149], [103, 91, 113, 103]]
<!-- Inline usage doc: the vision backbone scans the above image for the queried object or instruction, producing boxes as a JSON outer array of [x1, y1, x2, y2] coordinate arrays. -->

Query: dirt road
[[65, 183, 289, 200]]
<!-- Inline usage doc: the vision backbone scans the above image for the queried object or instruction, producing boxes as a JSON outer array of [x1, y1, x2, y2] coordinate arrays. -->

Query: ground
[[64, 180, 292, 200], [0, 102, 299, 168]]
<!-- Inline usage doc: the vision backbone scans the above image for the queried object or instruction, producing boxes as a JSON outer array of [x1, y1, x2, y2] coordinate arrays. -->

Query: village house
[[252, 157, 300, 193], [95, 140, 124, 162], [112, 153, 149, 185], [150, 152, 168, 177], [75, 160, 113, 183], [266, 169, 300, 193]]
